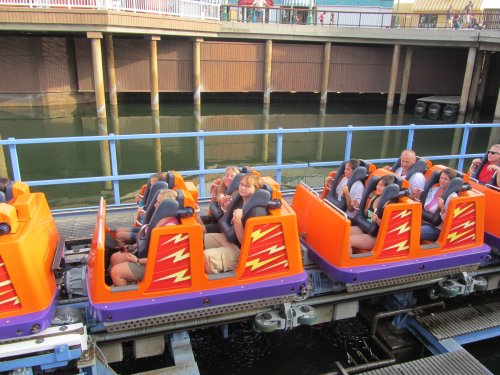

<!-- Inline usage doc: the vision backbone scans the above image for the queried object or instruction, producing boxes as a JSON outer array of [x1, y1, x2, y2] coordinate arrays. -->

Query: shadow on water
[[190, 319, 379, 375]]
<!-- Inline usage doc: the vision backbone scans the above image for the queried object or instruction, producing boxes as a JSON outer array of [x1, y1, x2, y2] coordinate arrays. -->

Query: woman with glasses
[[468, 144, 500, 184]]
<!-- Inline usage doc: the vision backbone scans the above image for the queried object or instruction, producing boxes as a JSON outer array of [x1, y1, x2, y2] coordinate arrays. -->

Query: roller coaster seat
[[141, 181, 168, 212], [325, 165, 368, 211], [471, 153, 498, 185], [391, 157, 430, 181], [352, 176, 401, 237], [218, 186, 274, 246], [209, 172, 245, 222], [137, 198, 194, 259], [2, 181, 30, 202], [420, 172, 469, 227]]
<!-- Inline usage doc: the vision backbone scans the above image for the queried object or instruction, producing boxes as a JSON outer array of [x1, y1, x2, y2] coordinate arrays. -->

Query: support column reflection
[[153, 110, 162, 173], [97, 117, 112, 190], [261, 103, 269, 163], [316, 104, 326, 161]]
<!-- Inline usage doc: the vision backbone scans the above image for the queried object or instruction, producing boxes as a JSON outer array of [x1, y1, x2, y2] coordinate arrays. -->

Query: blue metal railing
[[1, 122, 498, 207]]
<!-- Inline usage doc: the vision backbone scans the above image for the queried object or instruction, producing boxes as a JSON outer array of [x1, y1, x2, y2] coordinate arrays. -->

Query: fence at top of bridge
[[1, 122, 499, 209], [1, 0, 499, 29]]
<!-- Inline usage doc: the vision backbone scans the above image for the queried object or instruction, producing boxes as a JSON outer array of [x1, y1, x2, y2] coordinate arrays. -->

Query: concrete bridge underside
[[0, 7, 499, 120]]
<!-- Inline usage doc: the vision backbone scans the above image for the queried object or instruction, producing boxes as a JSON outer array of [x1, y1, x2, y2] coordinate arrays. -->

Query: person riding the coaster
[[420, 168, 458, 241], [203, 174, 263, 274], [324, 159, 365, 218], [468, 144, 500, 186], [109, 189, 179, 286], [349, 175, 396, 253], [385, 149, 426, 200]]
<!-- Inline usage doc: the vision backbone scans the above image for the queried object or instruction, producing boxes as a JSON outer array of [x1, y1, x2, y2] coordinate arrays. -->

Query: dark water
[[0, 95, 494, 209]]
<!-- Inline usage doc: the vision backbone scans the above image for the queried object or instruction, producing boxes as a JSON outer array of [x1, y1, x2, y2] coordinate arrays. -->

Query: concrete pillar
[[153, 110, 162, 172], [467, 51, 484, 114], [149, 36, 161, 112], [320, 42, 331, 106], [261, 103, 269, 162], [399, 47, 413, 107], [316, 104, 326, 161], [494, 86, 500, 123], [88, 32, 107, 119], [264, 40, 272, 105], [105, 34, 118, 107], [386, 44, 401, 113], [476, 52, 490, 112], [193, 38, 203, 107], [458, 47, 477, 116]]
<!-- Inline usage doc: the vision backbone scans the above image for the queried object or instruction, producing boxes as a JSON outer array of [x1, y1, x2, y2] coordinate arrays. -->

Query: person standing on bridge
[[446, 4, 453, 29]]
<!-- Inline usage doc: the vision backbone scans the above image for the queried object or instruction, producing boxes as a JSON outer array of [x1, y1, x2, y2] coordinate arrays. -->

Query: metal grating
[[346, 264, 479, 292], [360, 350, 490, 374], [104, 295, 294, 332], [416, 301, 500, 340]]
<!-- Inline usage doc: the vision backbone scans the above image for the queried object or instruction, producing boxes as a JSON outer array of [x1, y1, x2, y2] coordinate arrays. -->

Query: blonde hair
[[216, 166, 240, 196], [157, 189, 178, 202], [241, 174, 264, 190]]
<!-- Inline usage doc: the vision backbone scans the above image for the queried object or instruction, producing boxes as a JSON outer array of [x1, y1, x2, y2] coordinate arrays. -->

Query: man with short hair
[[387, 149, 426, 198]]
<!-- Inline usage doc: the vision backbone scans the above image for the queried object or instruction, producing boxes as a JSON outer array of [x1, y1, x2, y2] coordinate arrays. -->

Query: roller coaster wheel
[[297, 305, 317, 326], [428, 287, 440, 300], [473, 277, 487, 292], [428, 103, 442, 120], [0, 222, 11, 235], [437, 279, 460, 298], [52, 306, 84, 325], [254, 312, 278, 333], [415, 102, 427, 118]]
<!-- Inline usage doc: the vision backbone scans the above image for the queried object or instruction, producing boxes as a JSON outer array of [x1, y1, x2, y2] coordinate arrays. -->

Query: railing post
[[7, 138, 21, 181], [276, 127, 283, 184], [458, 124, 471, 172], [198, 130, 205, 198], [407, 124, 415, 150], [345, 125, 353, 161], [108, 133, 121, 205]]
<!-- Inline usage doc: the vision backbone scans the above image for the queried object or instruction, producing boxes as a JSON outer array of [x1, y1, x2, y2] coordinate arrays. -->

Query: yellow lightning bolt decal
[[384, 240, 409, 252], [259, 259, 289, 272], [159, 248, 190, 263], [154, 268, 191, 283], [246, 255, 282, 271], [253, 244, 286, 257], [392, 210, 412, 219], [0, 280, 12, 288], [453, 203, 474, 218], [452, 220, 475, 231], [448, 231, 475, 243], [250, 225, 280, 243], [0, 296, 20, 306], [388, 221, 411, 235], [160, 233, 188, 246]]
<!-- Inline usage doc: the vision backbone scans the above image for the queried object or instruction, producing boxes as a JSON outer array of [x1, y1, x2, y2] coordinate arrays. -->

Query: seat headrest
[[471, 153, 489, 180], [347, 166, 368, 189], [137, 199, 180, 259], [242, 188, 272, 224], [144, 181, 168, 209], [0, 191, 6, 203], [391, 156, 428, 179], [142, 188, 168, 226], [226, 173, 244, 196], [442, 177, 464, 202], [376, 183, 400, 216]]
